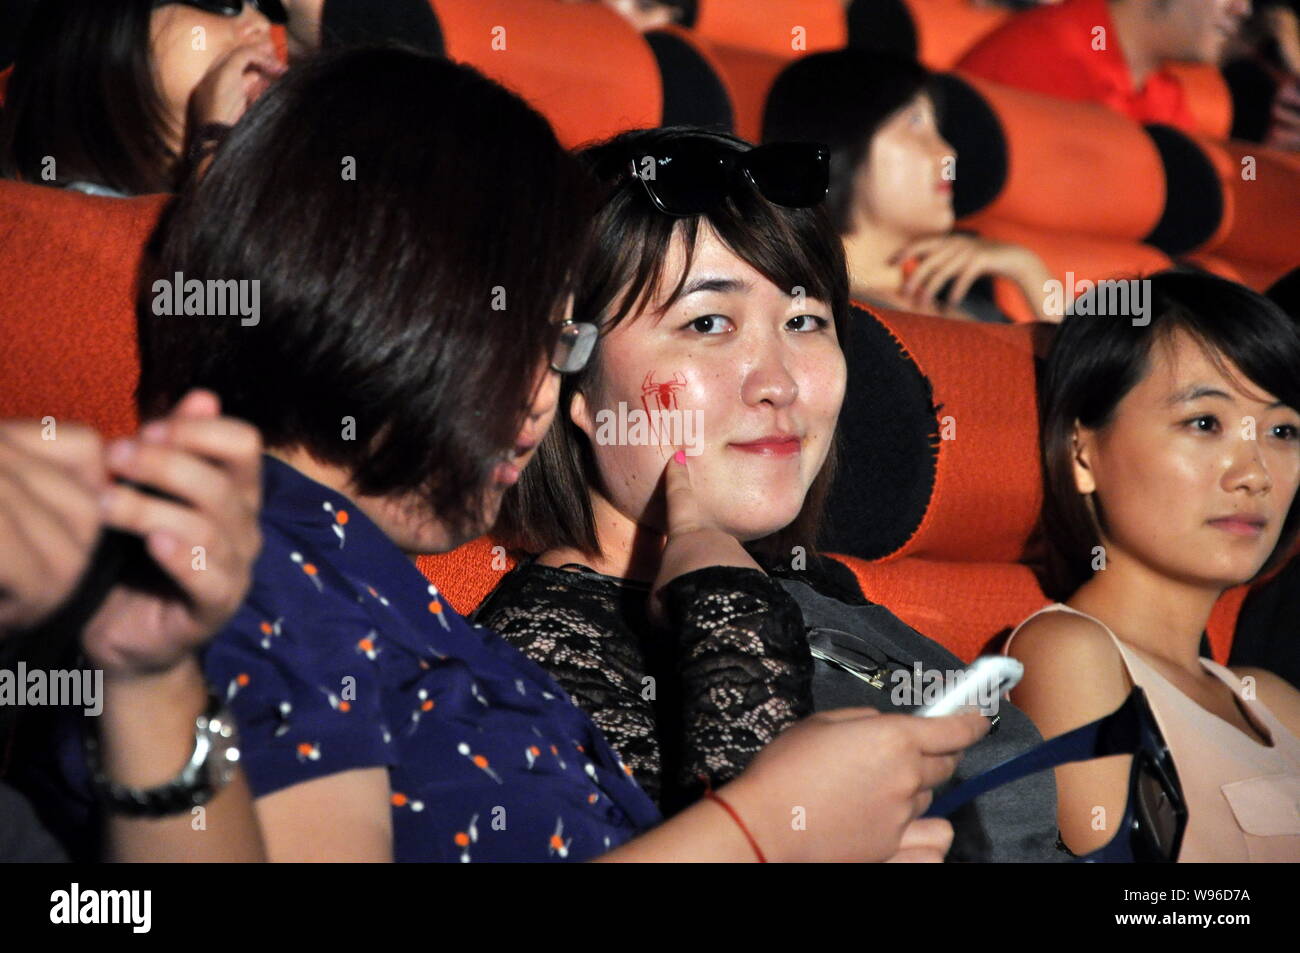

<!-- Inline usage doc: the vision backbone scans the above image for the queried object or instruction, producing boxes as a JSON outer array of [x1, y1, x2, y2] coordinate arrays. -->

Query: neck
[[841, 220, 918, 306], [1106, 0, 1162, 89], [1067, 545, 1223, 672], [541, 489, 666, 583], [266, 446, 425, 564]]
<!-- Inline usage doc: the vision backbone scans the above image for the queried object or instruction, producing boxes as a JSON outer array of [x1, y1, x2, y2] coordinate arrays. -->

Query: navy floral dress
[[204, 457, 661, 861]]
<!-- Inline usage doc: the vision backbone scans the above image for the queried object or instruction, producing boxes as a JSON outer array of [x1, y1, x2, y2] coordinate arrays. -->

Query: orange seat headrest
[[429, 0, 661, 149], [694, 0, 846, 58], [971, 220, 1175, 294], [1188, 137, 1300, 270], [948, 74, 1167, 240], [1163, 62, 1233, 140], [706, 42, 789, 143], [0, 181, 167, 438], [865, 306, 1043, 564], [851, 0, 1007, 71]]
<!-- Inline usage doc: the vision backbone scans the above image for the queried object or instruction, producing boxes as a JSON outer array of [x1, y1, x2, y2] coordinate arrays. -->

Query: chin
[[1165, 553, 1269, 591], [720, 507, 804, 545]]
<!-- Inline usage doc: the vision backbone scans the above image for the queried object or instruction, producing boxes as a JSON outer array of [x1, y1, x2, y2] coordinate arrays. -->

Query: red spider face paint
[[593, 370, 703, 456]]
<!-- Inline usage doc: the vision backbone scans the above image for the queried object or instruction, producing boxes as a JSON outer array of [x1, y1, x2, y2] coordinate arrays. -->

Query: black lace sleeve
[[659, 566, 813, 802], [473, 566, 665, 803]]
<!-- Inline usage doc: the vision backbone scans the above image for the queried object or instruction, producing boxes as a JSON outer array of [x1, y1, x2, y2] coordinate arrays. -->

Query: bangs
[[1150, 306, 1300, 419], [591, 184, 848, 335]]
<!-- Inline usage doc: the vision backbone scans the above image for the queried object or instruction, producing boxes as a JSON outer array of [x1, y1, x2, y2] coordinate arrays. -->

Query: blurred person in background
[[560, 0, 696, 32], [0, 0, 285, 196], [764, 50, 1057, 323], [957, 0, 1251, 134]]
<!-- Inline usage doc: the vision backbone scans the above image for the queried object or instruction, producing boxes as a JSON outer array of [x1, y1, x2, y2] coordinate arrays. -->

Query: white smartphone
[[915, 655, 1024, 718]]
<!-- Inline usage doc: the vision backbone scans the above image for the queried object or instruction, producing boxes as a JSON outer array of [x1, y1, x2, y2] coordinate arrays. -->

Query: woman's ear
[[569, 388, 596, 441], [1071, 421, 1098, 495]]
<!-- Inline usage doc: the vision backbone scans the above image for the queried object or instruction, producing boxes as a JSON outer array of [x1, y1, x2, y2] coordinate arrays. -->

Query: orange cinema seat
[[693, 0, 846, 58], [0, 180, 167, 437], [429, 0, 661, 148]]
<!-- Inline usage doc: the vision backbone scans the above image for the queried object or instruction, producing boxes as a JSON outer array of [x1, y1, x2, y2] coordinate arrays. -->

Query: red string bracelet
[[702, 780, 767, 863]]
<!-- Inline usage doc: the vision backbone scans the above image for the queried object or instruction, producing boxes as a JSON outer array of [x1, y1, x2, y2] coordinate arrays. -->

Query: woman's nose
[[741, 348, 799, 408], [1224, 436, 1273, 496], [241, 4, 273, 38]]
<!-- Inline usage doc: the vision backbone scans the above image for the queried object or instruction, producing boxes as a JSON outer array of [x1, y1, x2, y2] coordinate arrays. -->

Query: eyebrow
[[680, 275, 751, 297], [1167, 385, 1285, 409]]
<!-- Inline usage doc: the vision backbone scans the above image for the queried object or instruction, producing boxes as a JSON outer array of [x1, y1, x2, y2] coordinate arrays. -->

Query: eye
[[1185, 414, 1221, 434], [786, 314, 830, 333], [684, 314, 734, 335], [1272, 422, 1299, 441]]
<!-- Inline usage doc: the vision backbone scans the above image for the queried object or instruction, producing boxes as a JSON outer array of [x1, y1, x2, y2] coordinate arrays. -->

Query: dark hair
[[495, 126, 850, 565], [137, 46, 592, 538], [1040, 271, 1300, 599], [761, 49, 934, 234], [0, 0, 177, 194]]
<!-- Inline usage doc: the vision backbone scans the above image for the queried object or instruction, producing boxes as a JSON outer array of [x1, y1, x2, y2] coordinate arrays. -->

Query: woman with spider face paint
[[478, 126, 1064, 862]]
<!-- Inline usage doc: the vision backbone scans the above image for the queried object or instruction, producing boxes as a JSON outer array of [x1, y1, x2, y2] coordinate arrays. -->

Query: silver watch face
[[201, 711, 241, 790]]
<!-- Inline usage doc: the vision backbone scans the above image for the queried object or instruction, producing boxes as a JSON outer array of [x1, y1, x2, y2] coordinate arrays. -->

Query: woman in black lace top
[[476, 127, 1061, 860]]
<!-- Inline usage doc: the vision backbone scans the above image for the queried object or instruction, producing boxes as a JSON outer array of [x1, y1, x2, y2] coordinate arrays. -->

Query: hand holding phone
[[916, 656, 1024, 719]]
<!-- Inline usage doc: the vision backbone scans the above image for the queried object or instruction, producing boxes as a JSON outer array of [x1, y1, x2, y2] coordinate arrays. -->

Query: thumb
[[661, 448, 705, 538]]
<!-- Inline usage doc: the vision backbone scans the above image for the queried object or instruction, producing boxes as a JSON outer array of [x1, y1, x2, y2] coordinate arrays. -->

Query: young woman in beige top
[[1009, 271, 1300, 862]]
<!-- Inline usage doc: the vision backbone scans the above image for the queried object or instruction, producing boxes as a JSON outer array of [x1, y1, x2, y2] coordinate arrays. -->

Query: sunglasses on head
[[925, 686, 1187, 863], [152, 0, 288, 24], [626, 140, 830, 217]]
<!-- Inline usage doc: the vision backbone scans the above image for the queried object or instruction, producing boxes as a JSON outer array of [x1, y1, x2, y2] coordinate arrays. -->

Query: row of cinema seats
[[0, 176, 1264, 664], [445, 0, 1299, 305], [216, 0, 1291, 307], [0, 0, 1295, 659]]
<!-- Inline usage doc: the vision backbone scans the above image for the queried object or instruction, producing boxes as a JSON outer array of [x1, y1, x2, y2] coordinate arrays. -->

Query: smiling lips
[[730, 435, 802, 456], [1208, 514, 1268, 537]]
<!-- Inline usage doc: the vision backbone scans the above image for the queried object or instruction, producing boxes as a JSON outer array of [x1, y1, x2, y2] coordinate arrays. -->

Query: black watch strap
[[84, 692, 240, 817]]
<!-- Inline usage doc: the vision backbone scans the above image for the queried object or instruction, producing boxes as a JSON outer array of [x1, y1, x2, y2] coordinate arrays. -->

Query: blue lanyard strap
[[925, 690, 1143, 819]]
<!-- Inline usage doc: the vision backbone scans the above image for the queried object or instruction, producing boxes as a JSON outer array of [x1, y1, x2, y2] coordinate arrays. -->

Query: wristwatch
[[85, 693, 241, 817]]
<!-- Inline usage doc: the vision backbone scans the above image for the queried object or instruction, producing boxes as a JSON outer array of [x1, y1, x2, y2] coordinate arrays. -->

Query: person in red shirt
[[958, 0, 1252, 133]]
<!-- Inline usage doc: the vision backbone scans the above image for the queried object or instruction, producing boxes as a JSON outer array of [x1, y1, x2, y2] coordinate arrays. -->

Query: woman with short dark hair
[[120, 47, 985, 862], [477, 125, 1063, 861], [0, 0, 285, 196], [1009, 271, 1300, 861], [762, 49, 1056, 323]]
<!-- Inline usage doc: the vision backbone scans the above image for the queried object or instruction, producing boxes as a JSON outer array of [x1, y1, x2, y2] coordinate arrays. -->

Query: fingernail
[[99, 487, 117, 514], [673, 450, 686, 465]]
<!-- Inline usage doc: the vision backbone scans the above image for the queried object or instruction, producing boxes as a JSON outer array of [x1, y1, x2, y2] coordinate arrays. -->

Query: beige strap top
[[1008, 604, 1300, 862]]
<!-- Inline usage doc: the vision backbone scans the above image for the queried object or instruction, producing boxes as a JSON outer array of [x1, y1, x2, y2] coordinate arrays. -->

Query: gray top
[[780, 577, 1067, 863]]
